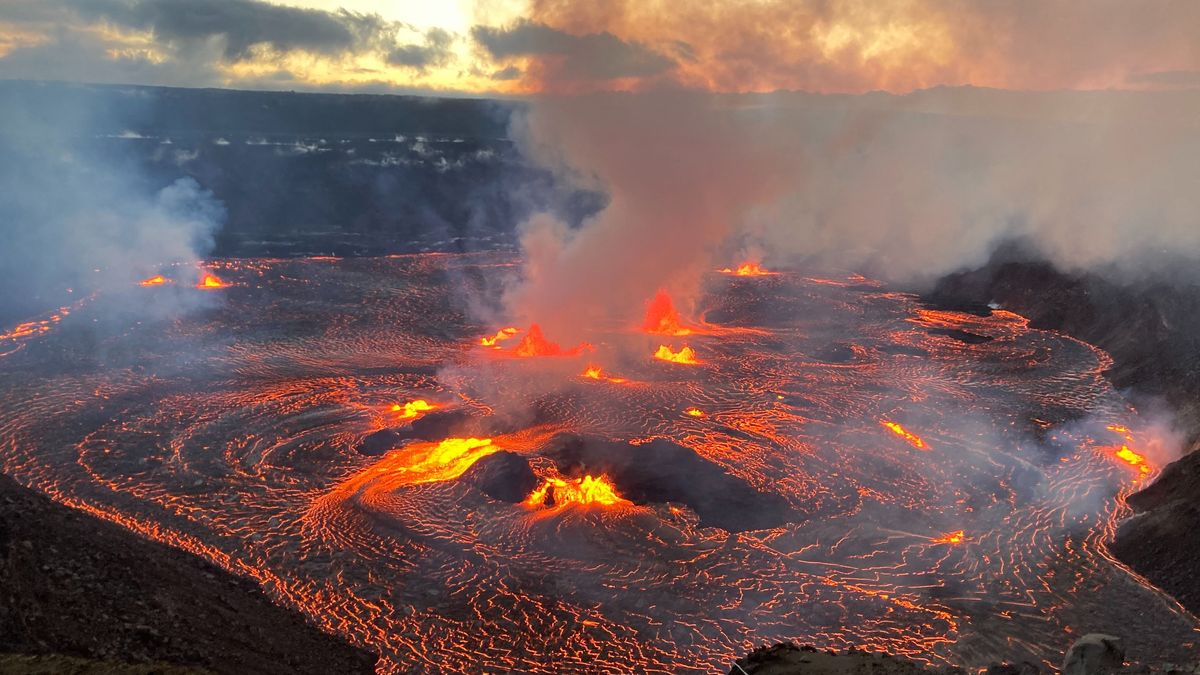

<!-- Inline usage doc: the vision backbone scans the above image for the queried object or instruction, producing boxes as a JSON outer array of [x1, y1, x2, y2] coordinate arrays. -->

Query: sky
[[0, 0, 1197, 95]]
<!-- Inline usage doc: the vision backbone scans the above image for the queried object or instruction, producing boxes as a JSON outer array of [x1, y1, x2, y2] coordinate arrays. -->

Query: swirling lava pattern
[[0, 254, 1195, 673]]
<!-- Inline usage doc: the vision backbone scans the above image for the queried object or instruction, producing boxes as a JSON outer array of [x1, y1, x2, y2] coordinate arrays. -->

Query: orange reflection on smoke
[[654, 344, 699, 365], [881, 420, 928, 450], [525, 474, 627, 508]]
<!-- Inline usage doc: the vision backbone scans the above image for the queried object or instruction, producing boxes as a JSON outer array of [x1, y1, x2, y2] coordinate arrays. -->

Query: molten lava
[[525, 474, 628, 508], [933, 530, 965, 545], [512, 325, 588, 357], [582, 365, 603, 379], [387, 437, 498, 485], [881, 420, 928, 450], [643, 289, 692, 336], [390, 399, 436, 419], [684, 407, 706, 417], [720, 262, 776, 276], [653, 344, 699, 365], [1114, 445, 1151, 474], [139, 275, 169, 286], [197, 273, 227, 289], [480, 327, 519, 347]]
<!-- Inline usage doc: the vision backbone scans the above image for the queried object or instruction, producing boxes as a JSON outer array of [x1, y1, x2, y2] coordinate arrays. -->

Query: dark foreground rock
[[0, 473, 376, 674], [728, 643, 962, 675], [1109, 450, 1200, 614]]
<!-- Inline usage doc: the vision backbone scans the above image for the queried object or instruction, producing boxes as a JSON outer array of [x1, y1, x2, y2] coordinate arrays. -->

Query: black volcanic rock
[[1110, 450, 1200, 615], [460, 451, 538, 503], [0, 473, 376, 673], [356, 428, 406, 456], [542, 434, 798, 532], [928, 248, 1200, 434]]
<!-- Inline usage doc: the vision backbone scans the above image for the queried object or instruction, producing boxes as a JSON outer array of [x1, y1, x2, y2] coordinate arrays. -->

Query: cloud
[[387, 28, 454, 71], [472, 20, 675, 82], [75, 0, 392, 61], [490, 65, 522, 81]]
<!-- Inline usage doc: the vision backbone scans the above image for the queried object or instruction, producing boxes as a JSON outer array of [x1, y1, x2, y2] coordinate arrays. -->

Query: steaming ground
[[0, 253, 1194, 673]]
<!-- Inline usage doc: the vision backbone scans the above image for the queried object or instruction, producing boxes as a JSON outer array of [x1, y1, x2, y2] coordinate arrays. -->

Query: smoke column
[[0, 84, 225, 325], [503, 88, 1200, 340]]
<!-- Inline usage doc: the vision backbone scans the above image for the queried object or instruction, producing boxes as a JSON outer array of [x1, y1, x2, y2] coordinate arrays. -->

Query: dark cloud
[[77, 0, 391, 60], [387, 28, 453, 70], [0, 29, 221, 87], [472, 20, 675, 80], [490, 65, 522, 81]]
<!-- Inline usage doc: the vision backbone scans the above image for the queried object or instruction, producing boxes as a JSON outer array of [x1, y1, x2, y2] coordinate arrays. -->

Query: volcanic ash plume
[[501, 88, 1200, 342]]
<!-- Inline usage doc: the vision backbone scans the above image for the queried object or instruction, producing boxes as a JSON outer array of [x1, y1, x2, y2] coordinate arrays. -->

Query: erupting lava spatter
[[932, 530, 965, 545], [684, 407, 705, 417], [720, 262, 776, 276], [643, 289, 693, 336], [196, 273, 226, 289], [525, 474, 628, 508], [139, 275, 169, 286], [653, 344, 699, 365], [512, 324, 589, 357], [1, 254, 1195, 673], [389, 399, 436, 419], [881, 420, 928, 450], [480, 327, 519, 347]]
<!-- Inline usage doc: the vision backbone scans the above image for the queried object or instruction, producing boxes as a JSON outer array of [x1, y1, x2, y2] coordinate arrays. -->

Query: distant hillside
[[0, 80, 514, 139]]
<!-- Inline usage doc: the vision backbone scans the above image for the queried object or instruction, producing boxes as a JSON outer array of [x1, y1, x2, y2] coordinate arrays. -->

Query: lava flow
[[510, 324, 589, 357], [881, 420, 928, 450], [0, 253, 1194, 674], [139, 274, 169, 286]]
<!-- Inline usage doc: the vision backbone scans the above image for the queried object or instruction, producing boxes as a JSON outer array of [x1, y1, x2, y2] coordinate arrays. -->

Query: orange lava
[[881, 420, 928, 450], [1114, 445, 1151, 475], [653, 344, 699, 365], [580, 365, 628, 384], [684, 407, 706, 417], [643, 289, 693, 336], [480, 327, 519, 347], [376, 437, 498, 485], [197, 273, 227, 289], [932, 530, 965, 545], [389, 399, 436, 419], [139, 275, 169, 286], [525, 474, 628, 508], [512, 325, 588, 357], [720, 262, 776, 276]]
